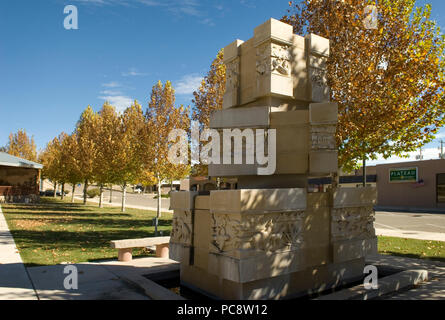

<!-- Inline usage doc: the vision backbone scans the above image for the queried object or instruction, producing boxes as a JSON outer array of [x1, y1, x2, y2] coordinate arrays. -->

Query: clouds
[[121, 68, 148, 77], [175, 74, 203, 95], [71, 0, 216, 26], [368, 147, 444, 166], [102, 81, 122, 88], [99, 82, 133, 112]]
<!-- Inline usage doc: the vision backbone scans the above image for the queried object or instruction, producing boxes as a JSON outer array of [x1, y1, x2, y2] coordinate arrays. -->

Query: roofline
[[0, 161, 43, 169], [0, 152, 43, 169]]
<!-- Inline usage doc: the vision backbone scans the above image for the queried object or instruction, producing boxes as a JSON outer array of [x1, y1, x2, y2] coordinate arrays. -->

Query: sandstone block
[[332, 237, 378, 263], [309, 150, 338, 174], [209, 188, 307, 214], [309, 102, 338, 124]]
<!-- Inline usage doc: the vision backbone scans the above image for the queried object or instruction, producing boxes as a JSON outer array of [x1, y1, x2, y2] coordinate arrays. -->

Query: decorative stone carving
[[310, 67, 328, 87], [331, 206, 375, 242], [310, 125, 336, 150], [225, 58, 240, 93], [256, 42, 291, 76], [171, 210, 192, 245], [211, 211, 305, 253]]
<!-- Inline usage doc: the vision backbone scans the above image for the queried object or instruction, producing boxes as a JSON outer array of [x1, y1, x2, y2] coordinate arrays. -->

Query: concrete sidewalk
[[376, 227, 445, 242], [367, 254, 445, 299], [26, 257, 179, 300], [0, 205, 38, 300]]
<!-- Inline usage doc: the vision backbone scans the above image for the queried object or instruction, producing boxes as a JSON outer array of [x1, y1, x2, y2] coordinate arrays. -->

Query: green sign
[[389, 167, 418, 183]]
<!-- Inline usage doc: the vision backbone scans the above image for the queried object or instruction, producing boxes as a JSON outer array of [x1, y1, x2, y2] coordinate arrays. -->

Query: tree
[[192, 50, 226, 176], [114, 101, 146, 212], [282, 0, 445, 173], [93, 103, 121, 208], [7, 129, 37, 162], [39, 136, 63, 198], [75, 106, 99, 204], [60, 133, 83, 203], [145, 81, 190, 234], [135, 170, 157, 193]]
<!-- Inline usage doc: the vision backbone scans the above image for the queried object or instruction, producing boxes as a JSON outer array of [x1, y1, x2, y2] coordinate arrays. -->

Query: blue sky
[[0, 0, 444, 166]]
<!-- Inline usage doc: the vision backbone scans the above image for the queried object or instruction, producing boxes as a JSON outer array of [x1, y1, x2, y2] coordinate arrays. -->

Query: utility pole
[[416, 147, 423, 161], [439, 140, 444, 159], [362, 157, 367, 187]]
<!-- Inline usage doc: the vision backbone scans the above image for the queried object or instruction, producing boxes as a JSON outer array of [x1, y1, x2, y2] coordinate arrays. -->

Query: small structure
[[0, 152, 42, 203], [169, 19, 377, 300]]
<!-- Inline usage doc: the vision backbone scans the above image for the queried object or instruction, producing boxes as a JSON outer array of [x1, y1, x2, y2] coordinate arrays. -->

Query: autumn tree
[[282, 0, 445, 175], [136, 170, 157, 193], [75, 106, 99, 204], [7, 129, 37, 162], [145, 81, 190, 234], [192, 50, 226, 176], [114, 101, 146, 212], [39, 135, 63, 197], [60, 133, 83, 203], [93, 103, 121, 208]]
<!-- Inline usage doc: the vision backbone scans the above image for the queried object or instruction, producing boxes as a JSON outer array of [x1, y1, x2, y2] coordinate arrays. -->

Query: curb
[[315, 269, 428, 300]]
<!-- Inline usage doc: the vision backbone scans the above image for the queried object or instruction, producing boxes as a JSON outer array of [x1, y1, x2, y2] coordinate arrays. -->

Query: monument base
[[180, 258, 365, 300]]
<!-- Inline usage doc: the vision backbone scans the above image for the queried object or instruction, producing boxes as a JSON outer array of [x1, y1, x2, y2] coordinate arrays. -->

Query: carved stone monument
[[169, 18, 377, 300]]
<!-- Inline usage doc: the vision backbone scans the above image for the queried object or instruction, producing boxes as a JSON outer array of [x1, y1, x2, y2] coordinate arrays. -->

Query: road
[[74, 188, 171, 211], [375, 211, 445, 233], [375, 211, 445, 241]]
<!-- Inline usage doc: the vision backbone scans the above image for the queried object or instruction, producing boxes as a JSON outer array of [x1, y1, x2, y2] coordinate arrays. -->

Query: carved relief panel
[[310, 125, 336, 151], [331, 206, 376, 242], [170, 210, 192, 246], [255, 41, 294, 98], [210, 211, 305, 254]]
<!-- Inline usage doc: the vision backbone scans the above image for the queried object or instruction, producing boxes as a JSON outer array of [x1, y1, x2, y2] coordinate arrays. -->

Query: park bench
[[110, 236, 170, 262]]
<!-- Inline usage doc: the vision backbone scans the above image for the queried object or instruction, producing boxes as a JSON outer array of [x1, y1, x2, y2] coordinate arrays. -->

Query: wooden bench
[[110, 237, 170, 262]]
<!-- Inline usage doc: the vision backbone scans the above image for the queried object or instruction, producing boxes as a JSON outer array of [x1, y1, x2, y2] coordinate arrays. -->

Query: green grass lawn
[[378, 236, 445, 263], [1, 197, 173, 267]]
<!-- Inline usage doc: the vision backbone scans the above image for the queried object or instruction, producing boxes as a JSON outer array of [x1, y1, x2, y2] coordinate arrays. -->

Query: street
[[73, 187, 171, 211], [375, 211, 445, 233]]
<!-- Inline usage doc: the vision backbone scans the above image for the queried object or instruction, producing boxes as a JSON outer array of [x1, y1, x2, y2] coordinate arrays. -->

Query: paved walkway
[[0, 205, 38, 300], [367, 254, 445, 299], [25, 257, 180, 300]]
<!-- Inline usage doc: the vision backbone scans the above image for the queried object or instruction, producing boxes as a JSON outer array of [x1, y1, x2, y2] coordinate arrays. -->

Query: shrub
[[86, 188, 101, 198]]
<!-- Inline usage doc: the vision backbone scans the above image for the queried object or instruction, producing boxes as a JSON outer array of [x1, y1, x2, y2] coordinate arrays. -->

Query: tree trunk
[[157, 180, 162, 219], [332, 172, 339, 189], [53, 182, 57, 198], [363, 157, 367, 187], [121, 183, 127, 213], [83, 180, 88, 205], [71, 184, 75, 203], [99, 184, 104, 208], [109, 186, 113, 203], [61, 183, 65, 200], [155, 176, 162, 236]]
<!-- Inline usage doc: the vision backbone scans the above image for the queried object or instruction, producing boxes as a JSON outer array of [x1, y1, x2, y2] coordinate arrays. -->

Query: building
[[0, 152, 43, 203], [375, 159, 445, 210], [315, 159, 445, 210]]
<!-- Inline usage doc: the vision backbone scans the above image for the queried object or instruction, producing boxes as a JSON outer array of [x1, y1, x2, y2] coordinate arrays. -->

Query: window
[[436, 174, 445, 203]]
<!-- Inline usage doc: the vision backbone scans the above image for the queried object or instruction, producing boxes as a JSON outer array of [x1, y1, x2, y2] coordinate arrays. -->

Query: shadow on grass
[[381, 251, 445, 264], [7, 216, 172, 229], [3, 203, 134, 218]]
